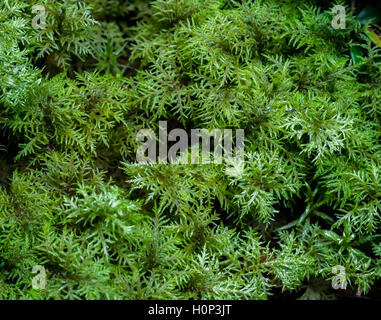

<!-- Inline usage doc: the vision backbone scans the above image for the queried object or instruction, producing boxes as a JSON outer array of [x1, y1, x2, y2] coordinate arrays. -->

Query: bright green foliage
[[0, 0, 380, 300]]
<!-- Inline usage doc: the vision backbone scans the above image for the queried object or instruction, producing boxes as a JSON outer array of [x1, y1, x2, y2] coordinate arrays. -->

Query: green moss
[[0, 0, 380, 299]]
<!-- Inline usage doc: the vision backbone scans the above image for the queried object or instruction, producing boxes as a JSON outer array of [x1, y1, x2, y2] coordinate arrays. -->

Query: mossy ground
[[0, 0, 380, 300]]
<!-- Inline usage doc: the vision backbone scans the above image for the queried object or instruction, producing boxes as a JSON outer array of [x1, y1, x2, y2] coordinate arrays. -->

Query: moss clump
[[0, 0, 380, 299]]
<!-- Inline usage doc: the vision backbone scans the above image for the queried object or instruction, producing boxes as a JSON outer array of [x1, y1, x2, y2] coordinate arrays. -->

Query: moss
[[0, 0, 380, 299]]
